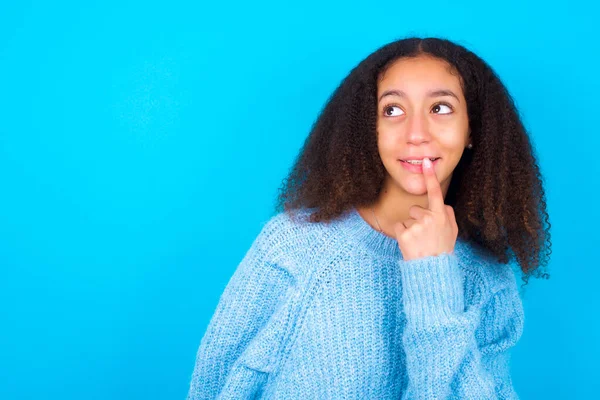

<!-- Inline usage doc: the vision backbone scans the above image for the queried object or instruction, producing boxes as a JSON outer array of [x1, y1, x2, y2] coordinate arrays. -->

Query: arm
[[186, 220, 296, 400], [399, 252, 525, 400]]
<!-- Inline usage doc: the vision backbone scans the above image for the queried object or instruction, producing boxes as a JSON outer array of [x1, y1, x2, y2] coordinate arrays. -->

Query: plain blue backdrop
[[1, 1, 598, 399]]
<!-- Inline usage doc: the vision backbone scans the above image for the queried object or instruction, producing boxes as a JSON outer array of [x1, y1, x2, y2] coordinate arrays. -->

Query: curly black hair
[[274, 36, 551, 288]]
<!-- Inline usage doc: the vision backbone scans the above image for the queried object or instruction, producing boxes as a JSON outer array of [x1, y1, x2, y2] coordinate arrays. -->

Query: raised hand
[[393, 157, 458, 261]]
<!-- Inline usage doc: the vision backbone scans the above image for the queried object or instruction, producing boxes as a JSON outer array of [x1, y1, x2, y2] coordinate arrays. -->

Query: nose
[[405, 112, 432, 145]]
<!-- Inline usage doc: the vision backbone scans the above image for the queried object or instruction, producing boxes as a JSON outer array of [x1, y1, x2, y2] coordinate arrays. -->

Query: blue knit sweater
[[186, 207, 525, 399]]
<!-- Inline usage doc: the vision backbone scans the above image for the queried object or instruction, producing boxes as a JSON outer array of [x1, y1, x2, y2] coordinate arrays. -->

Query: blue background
[[1, 1, 598, 398]]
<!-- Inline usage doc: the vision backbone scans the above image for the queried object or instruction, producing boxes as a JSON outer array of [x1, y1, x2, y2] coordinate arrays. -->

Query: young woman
[[187, 36, 552, 399]]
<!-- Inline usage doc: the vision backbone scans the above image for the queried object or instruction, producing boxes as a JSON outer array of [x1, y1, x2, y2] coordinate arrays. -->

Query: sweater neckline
[[340, 206, 467, 260], [342, 206, 403, 260]]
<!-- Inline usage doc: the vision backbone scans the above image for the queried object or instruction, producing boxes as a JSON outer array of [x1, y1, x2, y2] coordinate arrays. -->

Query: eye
[[383, 105, 405, 117], [432, 103, 453, 115]]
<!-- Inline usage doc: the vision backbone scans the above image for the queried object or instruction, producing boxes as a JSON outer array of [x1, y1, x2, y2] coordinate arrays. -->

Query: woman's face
[[376, 54, 470, 197]]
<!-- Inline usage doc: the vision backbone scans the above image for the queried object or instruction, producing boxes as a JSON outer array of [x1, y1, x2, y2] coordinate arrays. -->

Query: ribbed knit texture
[[186, 207, 525, 399]]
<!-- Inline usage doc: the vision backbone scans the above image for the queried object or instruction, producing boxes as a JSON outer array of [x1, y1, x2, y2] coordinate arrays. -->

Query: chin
[[400, 180, 429, 195], [390, 170, 446, 195]]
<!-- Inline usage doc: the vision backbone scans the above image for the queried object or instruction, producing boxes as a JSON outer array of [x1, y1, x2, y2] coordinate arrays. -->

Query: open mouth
[[399, 157, 440, 165], [399, 158, 441, 173]]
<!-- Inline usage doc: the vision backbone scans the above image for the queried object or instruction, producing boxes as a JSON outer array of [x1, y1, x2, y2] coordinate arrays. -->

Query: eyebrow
[[378, 89, 460, 103]]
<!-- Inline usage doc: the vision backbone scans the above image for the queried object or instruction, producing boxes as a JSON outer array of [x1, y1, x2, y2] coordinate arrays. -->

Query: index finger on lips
[[423, 157, 445, 213]]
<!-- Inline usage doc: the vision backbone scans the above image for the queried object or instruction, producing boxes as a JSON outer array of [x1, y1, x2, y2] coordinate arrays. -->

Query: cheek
[[438, 136, 464, 151], [376, 130, 397, 154], [434, 126, 469, 151]]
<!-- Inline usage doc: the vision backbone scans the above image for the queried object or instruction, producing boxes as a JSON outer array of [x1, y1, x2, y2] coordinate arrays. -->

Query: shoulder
[[252, 207, 342, 281]]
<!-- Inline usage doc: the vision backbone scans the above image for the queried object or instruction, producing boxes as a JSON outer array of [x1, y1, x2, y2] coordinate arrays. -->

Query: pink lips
[[399, 158, 441, 173]]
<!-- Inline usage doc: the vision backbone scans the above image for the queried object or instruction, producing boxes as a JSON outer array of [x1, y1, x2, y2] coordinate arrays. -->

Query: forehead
[[377, 55, 463, 95]]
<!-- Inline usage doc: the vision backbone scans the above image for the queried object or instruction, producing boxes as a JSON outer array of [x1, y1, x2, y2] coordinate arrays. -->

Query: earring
[[467, 143, 473, 149]]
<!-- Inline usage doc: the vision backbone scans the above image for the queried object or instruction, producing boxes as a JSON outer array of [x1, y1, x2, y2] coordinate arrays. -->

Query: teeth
[[403, 158, 438, 164]]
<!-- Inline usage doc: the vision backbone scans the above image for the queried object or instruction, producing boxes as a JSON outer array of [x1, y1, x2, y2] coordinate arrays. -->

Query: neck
[[368, 175, 451, 235]]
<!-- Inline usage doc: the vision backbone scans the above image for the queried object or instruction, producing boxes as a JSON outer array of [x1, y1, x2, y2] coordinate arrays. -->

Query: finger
[[403, 219, 418, 229], [422, 157, 445, 214], [393, 220, 407, 237], [445, 205, 456, 222], [445, 205, 457, 231], [408, 205, 427, 220]]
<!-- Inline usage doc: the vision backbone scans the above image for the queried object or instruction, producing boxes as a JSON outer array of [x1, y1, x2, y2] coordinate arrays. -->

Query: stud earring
[[467, 143, 473, 149]]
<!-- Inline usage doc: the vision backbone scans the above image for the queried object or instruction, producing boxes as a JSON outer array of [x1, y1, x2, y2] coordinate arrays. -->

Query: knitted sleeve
[[186, 218, 296, 400], [398, 251, 525, 400]]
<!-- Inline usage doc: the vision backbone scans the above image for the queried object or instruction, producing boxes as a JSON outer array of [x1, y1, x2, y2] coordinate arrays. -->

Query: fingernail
[[423, 158, 431, 168]]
